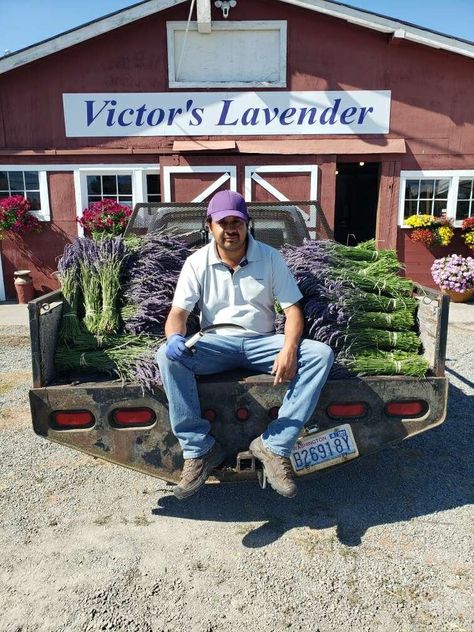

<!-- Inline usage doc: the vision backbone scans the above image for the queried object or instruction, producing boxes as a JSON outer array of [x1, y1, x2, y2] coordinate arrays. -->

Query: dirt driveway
[[0, 319, 472, 632]]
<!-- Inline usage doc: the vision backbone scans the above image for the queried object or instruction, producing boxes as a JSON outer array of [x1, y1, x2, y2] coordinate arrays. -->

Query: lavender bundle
[[122, 232, 199, 336], [57, 240, 82, 343], [96, 238, 128, 335], [76, 238, 103, 334], [55, 332, 165, 389], [279, 239, 427, 377]]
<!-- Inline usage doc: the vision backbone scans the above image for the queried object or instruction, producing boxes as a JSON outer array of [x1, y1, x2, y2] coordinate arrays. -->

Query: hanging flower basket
[[405, 214, 454, 248], [461, 217, 474, 251], [431, 254, 474, 303], [0, 195, 43, 240], [77, 199, 132, 240]]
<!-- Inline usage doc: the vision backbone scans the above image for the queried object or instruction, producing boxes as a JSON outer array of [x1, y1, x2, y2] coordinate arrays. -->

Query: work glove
[[165, 333, 188, 361]]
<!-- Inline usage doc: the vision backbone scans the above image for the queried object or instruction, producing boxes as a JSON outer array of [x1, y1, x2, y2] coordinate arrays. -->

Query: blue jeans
[[156, 334, 334, 459]]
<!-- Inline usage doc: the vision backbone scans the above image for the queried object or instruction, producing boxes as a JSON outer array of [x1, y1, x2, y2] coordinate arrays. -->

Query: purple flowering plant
[[431, 254, 474, 293]]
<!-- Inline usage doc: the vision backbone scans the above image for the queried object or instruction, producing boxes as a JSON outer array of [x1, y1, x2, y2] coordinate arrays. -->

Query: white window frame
[[399, 170, 474, 228], [74, 164, 160, 235], [162, 165, 237, 202], [167, 20, 287, 88], [0, 166, 50, 221]]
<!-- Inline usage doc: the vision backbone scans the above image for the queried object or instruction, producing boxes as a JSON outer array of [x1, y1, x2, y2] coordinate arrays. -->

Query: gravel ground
[[0, 321, 472, 632]]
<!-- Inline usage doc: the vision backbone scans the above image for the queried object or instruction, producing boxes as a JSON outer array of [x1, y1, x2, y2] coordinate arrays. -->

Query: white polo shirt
[[172, 234, 303, 336]]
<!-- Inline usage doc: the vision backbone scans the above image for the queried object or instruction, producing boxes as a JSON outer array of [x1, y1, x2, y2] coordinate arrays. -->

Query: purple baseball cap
[[207, 190, 249, 223]]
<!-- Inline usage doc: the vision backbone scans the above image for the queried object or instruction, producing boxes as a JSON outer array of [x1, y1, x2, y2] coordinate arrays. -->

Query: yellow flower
[[464, 231, 474, 246], [405, 214, 433, 228], [436, 225, 454, 246]]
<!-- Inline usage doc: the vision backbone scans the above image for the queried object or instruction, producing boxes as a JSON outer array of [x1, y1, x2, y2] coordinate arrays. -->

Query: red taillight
[[112, 408, 156, 427], [327, 402, 367, 419], [236, 407, 250, 421], [203, 409, 216, 422], [51, 410, 95, 429], [385, 401, 426, 417], [268, 406, 280, 420]]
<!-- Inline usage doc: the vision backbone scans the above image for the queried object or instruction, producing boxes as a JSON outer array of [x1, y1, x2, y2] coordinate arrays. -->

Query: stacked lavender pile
[[55, 233, 192, 390], [278, 240, 429, 377]]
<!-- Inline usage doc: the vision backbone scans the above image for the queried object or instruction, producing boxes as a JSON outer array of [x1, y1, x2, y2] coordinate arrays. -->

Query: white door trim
[[162, 165, 237, 202]]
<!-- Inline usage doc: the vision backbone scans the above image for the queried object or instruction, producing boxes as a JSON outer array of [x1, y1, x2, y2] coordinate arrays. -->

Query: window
[[0, 168, 50, 220], [403, 178, 449, 218], [76, 166, 160, 234], [86, 174, 133, 206], [399, 171, 474, 227], [456, 179, 474, 220]]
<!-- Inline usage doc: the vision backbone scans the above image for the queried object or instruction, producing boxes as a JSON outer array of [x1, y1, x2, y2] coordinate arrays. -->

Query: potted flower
[[405, 213, 454, 247], [0, 195, 42, 240], [431, 254, 474, 302], [461, 217, 474, 251], [77, 198, 132, 239]]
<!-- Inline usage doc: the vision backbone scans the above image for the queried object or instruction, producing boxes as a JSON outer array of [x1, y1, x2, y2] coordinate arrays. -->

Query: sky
[[0, 0, 473, 55]]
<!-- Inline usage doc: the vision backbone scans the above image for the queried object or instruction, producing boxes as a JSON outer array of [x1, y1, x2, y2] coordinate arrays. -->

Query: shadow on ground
[[153, 381, 473, 548]]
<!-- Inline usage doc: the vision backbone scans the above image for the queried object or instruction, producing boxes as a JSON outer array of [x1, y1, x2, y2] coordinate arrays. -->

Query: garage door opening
[[334, 162, 380, 245]]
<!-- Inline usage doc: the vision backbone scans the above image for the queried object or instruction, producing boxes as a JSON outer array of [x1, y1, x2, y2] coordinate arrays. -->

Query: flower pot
[[14, 269, 34, 304], [442, 288, 474, 303]]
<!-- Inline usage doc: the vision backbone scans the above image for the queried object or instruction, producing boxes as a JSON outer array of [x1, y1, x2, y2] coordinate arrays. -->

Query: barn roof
[[0, 0, 473, 75]]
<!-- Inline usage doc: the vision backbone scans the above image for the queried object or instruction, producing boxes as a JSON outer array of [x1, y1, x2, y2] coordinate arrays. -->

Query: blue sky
[[0, 0, 473, 54]]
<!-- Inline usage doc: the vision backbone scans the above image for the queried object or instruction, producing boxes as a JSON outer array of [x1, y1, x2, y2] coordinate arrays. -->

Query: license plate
[[290, 424, 359, 476]]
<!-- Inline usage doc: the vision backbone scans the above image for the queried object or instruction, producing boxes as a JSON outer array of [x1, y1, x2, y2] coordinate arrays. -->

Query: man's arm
[[271, 303, 304, 386], [164, 306, 191, 339]]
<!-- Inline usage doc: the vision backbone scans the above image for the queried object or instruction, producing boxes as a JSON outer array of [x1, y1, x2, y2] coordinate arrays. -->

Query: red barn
[[0, 0, 473, 299]]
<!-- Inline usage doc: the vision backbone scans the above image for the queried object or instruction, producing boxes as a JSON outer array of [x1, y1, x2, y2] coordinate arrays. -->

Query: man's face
[[209, 216, 248, 253]]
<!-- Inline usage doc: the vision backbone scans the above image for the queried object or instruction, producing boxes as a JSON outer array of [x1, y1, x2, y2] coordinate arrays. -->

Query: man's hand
[[165, 334, 188, 361], [271, 345, 298, 386]]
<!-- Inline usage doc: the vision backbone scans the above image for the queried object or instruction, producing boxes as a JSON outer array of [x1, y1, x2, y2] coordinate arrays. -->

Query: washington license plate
[[290, 424, 359, 476]]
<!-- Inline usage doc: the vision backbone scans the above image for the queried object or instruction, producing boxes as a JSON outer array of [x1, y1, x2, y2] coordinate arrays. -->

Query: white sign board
[[63, 91, 391, 137]]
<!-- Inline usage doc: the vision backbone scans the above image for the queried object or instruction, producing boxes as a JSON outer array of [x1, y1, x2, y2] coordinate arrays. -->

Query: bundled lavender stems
[[56, 240, 82, 343], [279, 239, 427, 377], [122, 232, 199, 336]]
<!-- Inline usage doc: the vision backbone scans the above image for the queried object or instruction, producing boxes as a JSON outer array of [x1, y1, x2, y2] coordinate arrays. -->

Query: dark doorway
[[334, 162, 380, 245]]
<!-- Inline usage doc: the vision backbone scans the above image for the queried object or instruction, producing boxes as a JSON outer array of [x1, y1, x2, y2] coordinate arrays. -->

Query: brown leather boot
[[249, 436, 297, 498], [174, 442, 225, 500]]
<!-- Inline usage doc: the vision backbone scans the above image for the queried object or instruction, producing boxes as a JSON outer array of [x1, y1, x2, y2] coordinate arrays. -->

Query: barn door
[[244, 164, 318, 237], [162, 165, 237, 203]]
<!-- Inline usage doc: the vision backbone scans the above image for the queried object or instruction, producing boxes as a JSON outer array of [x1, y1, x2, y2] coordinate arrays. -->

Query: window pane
[[118, 197, 133, 206], [0, 171, 8, 191], [146, 174, 161, 195], [434, 179, 449, 199], [88, 196, 102, 204], [458, 179, 473, 201], [405, 180, 419, 199], [9, 172, 24, 191], [147, 194, 161, 203], [418, 199, 433, 214], [102, 175, 117, 195], [28, 191, 41, 210], [87, 176, 101, 195], [24, 171, 39, 189], [11, 190, 24, 197], [117, 175, 132, 194], [432, 200, 447, 217], [419, 180, 434, 198], [456, 200, 471, 220], [404, 200, 418, 217]]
